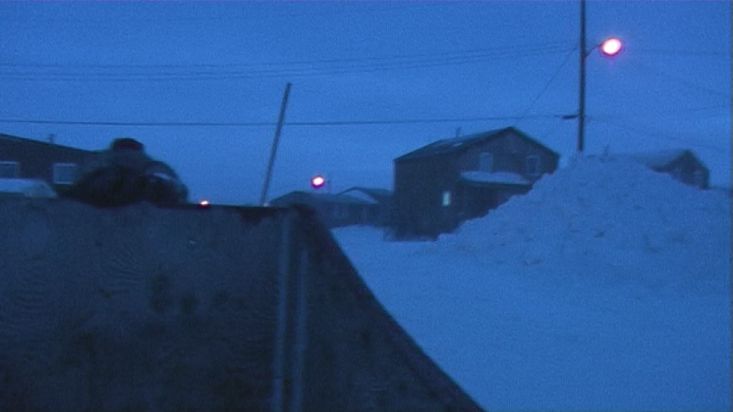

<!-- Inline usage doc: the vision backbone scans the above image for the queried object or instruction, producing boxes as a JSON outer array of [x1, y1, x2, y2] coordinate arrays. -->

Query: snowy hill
[[333, 156, 731, 412]]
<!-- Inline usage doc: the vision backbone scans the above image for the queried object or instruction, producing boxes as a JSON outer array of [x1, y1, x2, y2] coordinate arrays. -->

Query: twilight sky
[[0, 1, 730, 204]]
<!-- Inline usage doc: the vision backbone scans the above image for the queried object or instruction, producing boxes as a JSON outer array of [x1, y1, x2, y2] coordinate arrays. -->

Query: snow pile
[[333, 156, 731, 412], [450, 156, 727, 292]]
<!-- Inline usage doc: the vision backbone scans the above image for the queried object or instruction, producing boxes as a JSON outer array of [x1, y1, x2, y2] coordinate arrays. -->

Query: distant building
[[392, 127, 559, 239], [0, 132, 95, 194], [270, 190, 382, 228], [626, 149, 709, 189], [337, 187, 393, 227]]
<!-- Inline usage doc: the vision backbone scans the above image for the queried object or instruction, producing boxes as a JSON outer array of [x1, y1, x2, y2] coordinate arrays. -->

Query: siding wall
[[0, 137, 94, 190], [393, 130, 559, 238]]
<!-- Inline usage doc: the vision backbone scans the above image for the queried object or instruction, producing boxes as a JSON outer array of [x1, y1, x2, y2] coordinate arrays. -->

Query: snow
[[0, 178, 56, 198], [333, 156, 731, 412], [339, 189, 379, 204], [626, 149, 688, 168], [461, 171, 530, 186]]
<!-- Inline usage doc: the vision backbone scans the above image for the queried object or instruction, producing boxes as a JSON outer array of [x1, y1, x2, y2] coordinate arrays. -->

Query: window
[[52, 163, 78, 184], [442, 191, 452, 207], [0, 161, 19, 178], [526, 156, 541, 176], [479, 152, 494, 172]]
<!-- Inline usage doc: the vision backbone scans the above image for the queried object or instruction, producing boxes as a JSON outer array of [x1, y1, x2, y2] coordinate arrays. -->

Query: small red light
[[311, 175, 326, 189]]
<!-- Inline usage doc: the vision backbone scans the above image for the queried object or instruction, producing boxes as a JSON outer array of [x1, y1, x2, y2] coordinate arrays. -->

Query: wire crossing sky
[[0, 1, 730, 204]]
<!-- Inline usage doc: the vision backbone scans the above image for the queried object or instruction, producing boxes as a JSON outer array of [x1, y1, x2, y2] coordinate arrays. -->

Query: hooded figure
[[65, 137, 188, 207]]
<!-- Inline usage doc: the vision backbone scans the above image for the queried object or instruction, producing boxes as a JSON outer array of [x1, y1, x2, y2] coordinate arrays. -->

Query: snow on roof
[[627, 149, 689, 168], [596, 149, 698, 169], [271, 190, 371, 206], [460, 171, 530, 186], [338, 187, 392, 204], [395, 127, 558, 162], [338, 190, 378, 204], [0, 178, 57, 198]]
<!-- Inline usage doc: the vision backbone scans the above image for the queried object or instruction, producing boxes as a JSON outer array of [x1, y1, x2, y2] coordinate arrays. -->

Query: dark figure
[[65, 137, 188, 207]]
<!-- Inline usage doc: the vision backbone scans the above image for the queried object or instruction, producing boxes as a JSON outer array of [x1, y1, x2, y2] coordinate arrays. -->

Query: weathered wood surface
[[0, 199, 483, 411]]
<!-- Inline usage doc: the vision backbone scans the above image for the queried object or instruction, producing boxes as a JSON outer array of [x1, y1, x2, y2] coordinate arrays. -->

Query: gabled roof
[[395, 127, 558, 162], [0, 132, 94, 154], [338, 187, 393, 204], [270, 190, 372, 206], [627, 149, 704, 169]]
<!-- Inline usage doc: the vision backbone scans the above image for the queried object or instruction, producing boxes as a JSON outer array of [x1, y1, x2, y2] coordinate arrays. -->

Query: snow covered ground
[[333, 156, 731, 412]]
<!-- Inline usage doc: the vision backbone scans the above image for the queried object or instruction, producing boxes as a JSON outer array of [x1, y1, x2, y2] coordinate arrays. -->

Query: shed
[[269, 190, 376, 228], [337, 187, 393, 226]]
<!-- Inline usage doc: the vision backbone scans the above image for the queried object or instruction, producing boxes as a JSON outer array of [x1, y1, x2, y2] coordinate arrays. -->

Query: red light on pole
[[310, 175, 326, 189], [600, 37, 623, 57]]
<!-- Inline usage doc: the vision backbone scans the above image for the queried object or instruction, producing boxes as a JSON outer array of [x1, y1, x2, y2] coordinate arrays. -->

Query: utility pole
[[260, 82, 292, 206], [577, 0, 587, 154]]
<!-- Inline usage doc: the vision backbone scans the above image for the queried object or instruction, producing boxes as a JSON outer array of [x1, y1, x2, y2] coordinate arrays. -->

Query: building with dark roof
[[337, 187, 393, 226], [392, 127, 559, 239], [627, 149, 709, 189], [0, 132, 96, 194], [269, 190, 373, 228]]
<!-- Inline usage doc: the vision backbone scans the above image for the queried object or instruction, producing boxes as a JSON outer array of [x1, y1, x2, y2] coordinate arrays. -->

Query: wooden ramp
[[0, 199, 484, 411]]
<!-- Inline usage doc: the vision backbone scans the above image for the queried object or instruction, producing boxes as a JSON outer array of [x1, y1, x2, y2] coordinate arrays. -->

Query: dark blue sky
[[1, 1, 730, 204]]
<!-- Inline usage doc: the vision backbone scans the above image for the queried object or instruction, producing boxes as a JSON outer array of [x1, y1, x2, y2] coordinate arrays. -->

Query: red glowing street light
[[310, 175, 326, 189], [600, 37, 623, 57]]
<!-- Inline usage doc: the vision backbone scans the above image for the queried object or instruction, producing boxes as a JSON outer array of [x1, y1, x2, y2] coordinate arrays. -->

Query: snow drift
[[334, 156, 731, 411]]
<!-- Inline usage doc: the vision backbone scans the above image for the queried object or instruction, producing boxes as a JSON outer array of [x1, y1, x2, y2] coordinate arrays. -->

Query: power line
[[591, 104, 729, 120], [0, 44, 575, 82], [513, 46, 577, 127], [592, 117, 728, 153], [0, 41, 571, 70], [633, 49, 728, 58], [633, 61, 729, 100], [0, 114, 562, 128]]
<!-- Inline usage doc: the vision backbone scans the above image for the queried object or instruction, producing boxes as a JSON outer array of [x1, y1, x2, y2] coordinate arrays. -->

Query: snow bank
[[333, 156, 731, 412], [450, 156, 728, 292]]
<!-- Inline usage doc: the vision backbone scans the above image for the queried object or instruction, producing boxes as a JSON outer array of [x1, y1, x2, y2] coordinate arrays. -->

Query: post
[[260, 82, 293, 206], [577, 0, 587, 154]]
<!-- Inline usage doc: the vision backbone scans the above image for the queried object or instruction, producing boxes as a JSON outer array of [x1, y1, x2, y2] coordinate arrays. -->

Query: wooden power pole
[[260, 82, 292, 206], [577, 0, 587, 154]]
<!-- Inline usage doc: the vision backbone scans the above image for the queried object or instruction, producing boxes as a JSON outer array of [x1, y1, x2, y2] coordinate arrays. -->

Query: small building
[[392, 127, 559, 239], [0, 132, 95, 194], [627, 149, 709, 189], [337, 187, 393, 227], [270, 190, 378, 228]]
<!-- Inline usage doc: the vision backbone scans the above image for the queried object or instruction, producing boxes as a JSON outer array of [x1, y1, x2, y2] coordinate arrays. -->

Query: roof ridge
[[0, 132, 94, 153]]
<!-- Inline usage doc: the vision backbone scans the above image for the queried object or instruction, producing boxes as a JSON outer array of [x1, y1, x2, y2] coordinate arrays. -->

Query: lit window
[[526, 156, 541, 176], [442, 191, 452, 207], [52, 163, 78, 184], [0, 161, 19, 178], [479, 152, 494, 172]]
